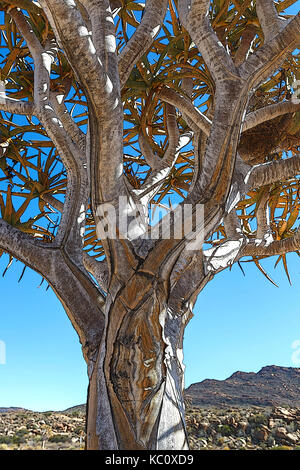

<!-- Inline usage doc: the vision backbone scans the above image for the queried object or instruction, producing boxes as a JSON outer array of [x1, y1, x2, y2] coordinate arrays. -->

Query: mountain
[[2, 365, 300, 415], [0, 407, 24, 414], [185, 365, 300, 407]]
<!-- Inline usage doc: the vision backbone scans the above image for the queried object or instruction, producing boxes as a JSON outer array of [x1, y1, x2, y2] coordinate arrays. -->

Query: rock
[[272, 407, 296, 422], [254, 425, 270, 442], [267, 436, 276, 447], [239, 421, 248, 431], [198, 438, 208, 448], [199, 420, 210, 431], [286, 433, 299, 444], [275, 427, 288, 440], [268, 418, 277, 428], [236, 438, 247, 448]]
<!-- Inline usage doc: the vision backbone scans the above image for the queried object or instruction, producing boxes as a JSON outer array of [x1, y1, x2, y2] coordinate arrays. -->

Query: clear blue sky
[[1, 251, 300, 411], [0, 2, 300, 412]]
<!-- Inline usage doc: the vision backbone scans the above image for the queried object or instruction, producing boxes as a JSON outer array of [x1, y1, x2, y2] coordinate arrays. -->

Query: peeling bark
[[85, 275, 190, 450]]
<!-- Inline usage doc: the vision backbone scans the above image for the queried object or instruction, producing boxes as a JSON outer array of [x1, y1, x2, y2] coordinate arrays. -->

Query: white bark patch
[[105, 35, 116, 53], [115, 163, 123, 178], [151, 25, 160, 38], [157, 308, 188, 450], [78, 25, 89, 37], [105, 16, 114, 24], [204, 239, 244, 271], [77, 204, 86, 225], [50, 116, 63, 127], [41, 52, 52, 76], [77, 26, 97, 55], [105, 76, 113, 94]]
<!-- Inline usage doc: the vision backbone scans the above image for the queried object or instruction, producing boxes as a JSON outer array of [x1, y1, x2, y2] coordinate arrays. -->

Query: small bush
[[74, 426, 84, 435], [249, 414, 268, 425], [0, 436, 14, 445], [219, 425, 234, 436], [15, 429, 29, 437], [48, 434, 69, 443]]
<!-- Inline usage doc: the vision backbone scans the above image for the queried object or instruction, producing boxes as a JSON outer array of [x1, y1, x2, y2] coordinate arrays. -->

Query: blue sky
[[1, 250, 300, 411], [0, 2, 300, 412]]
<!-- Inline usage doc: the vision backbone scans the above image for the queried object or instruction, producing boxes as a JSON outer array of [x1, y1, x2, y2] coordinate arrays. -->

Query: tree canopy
[[0, 1, 299, 285]]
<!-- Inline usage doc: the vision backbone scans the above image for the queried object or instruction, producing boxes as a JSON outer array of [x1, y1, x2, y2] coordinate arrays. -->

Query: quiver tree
[[0, 0, 300, 450]]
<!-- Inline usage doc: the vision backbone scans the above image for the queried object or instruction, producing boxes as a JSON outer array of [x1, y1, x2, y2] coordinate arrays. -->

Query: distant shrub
[[0, 436, 14, 444], [15, 429, 29, 437], [12, 435, 26, 445], [0, 434, 27, 446], [219, 425, 234, 436], [249, 414, 268, 425], [48, 434, 69, 443], [74, 426, 84, 435]]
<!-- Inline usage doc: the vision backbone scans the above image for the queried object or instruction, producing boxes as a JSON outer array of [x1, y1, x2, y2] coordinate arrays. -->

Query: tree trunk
[[86, 273, 191, 450]]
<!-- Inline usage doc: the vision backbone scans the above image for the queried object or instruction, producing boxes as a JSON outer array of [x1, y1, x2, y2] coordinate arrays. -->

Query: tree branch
[[83, 252, 109, 292], [0, 219, 52, 271], [240, 12, 300, 90], [41, 193, 109, 293], [158, 86, 211, 136], [256, 188, 273, 241], [50, 92, 86, 152], [10, 7, 89, 258], [233, 25, 256, 67], [136, 130, 192, 202], [224, 210, 243, 240], [41, 193, 64, 212], [256, 0, 286, 42], [178, 0, 238, 83], [243, 100, 300, 132], [241, 229, 300, 258], [0, 95, 34, 115], [247, 153, 300, 189], [118, 0, 168, 88], [0, 218, 105, 361]]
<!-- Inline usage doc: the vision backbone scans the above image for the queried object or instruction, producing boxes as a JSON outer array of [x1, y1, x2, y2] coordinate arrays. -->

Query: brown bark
[[86, 273, 190, 450]]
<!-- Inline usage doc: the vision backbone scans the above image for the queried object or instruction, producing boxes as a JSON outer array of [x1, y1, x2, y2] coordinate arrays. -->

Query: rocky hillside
[[1, 406, 300, 450], [0, 408, 85, 450], [185, 365, 300, 407], [1, 365, 300, 450], [187, 406, 300, 450]]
